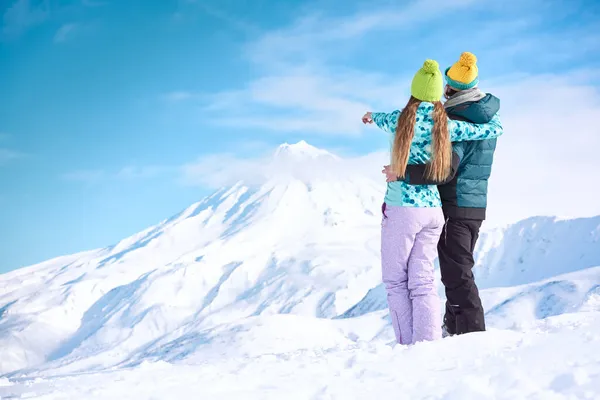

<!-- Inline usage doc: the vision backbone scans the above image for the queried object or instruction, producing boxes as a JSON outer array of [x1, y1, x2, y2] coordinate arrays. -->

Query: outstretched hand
[[382, 165, 397, 183], [362, 112, 373, 124]]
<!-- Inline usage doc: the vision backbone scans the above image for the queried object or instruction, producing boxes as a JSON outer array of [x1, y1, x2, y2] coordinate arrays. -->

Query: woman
[[362, 59, 503, 345]]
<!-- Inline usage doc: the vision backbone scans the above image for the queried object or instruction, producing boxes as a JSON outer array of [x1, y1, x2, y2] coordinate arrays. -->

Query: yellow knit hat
[[445, 52, 479, 90]]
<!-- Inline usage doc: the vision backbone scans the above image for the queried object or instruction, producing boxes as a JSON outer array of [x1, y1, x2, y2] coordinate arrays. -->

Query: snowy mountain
[[0, 142, 385, 375], [1, 141, 600, 399]]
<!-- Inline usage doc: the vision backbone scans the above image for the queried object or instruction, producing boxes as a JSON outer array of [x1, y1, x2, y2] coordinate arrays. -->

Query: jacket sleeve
[[371, 110, 401, 135], [402, 149, 461, 185], [449, 113, 504, 142]]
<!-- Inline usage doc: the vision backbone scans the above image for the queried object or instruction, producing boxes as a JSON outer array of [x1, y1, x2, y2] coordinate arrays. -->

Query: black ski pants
[[438, 217, 486, 335]]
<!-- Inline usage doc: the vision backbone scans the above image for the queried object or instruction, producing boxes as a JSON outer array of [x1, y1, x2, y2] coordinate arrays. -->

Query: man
[[383, 52, 501, 336]]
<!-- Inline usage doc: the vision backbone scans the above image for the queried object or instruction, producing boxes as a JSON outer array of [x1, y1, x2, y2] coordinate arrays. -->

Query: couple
[[362, 52, 502, 344]]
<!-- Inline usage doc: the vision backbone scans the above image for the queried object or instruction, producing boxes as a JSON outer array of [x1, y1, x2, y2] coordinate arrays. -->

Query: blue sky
[[1, 0, 599, 273]]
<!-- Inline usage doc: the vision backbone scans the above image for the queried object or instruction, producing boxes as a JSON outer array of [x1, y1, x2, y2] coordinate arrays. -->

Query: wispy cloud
[[187, 0, 598, 137], [193, 0, 490, 135], [245, 0, 480, 67], [172, 0, 484, 135], [116, 166, 171, 180], [482, 70, 600, 224], [0, 148, 25, 165], [203, 69, 407, 135], [62, 169, 106, 183], [195, 2, 259, 35], [3, 1, 99, 38], [200, 65, 412, 135], [172, 0, 259, 34], [180, 145, 386, 188], [53, 22, 78, 43], [163, 91, 198, 102], [2, 0, 50, 37], [63, 165, 172, 183], [0, 134, 23, 165], [81, 0, 108, 7]]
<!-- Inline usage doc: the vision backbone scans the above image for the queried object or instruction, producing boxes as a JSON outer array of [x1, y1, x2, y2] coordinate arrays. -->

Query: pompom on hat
[[445, 52, 479, 90]]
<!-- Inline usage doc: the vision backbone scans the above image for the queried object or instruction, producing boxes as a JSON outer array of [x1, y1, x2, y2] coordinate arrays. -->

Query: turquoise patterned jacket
[[372, 103, 503, 208]]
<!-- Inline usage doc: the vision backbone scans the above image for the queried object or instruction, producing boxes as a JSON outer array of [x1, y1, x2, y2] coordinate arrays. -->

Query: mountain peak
[[274, 141, 335, 160]]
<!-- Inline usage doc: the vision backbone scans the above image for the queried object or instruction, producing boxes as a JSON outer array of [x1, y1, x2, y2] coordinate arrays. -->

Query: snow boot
[[442, 324, 454, 338]]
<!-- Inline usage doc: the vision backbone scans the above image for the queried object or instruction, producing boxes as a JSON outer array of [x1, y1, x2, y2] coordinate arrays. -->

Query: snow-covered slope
[[342, 215, 600, 318], [1, 141, 600, 399], [475, 216, 600, 288], [0, 142, 385, 375], [3, 311, 600, 399]]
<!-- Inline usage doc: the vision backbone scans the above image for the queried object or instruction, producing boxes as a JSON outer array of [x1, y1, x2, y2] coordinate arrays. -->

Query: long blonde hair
[[391, 96, 452, 182]]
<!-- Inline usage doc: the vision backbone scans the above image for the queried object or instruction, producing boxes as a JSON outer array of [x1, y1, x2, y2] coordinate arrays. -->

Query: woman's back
[[373, 103, 447, 207], [405, 103, 440, 164], [371, 103, 503, 208]]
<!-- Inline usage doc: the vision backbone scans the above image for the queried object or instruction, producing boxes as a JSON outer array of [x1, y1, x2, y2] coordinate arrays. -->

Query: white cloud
[[62, 169, 106, 182], [167, 0, 489, 136], [2, 0, 50, 37], [204, 68, 409, 135], [53, 23, 78, 43], [163, 91, 197, 102], [0, 134, 25, 165], [3, 1, 104, 38], [482, 71, 600, 226], [246, 0, 480, 67], [81, 0, 108, 7], [116, 166, 171, 180], [63, 165, 171, 183], [195, 2, 258, 35], [198, 0, 494, 136], [180, 146, 387, 189], [0, 148, 23, 164]]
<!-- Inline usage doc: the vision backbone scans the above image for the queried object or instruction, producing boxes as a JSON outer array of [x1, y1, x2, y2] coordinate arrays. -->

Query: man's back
[[440, 93, 500, 220], [445, 93, 499, 124]]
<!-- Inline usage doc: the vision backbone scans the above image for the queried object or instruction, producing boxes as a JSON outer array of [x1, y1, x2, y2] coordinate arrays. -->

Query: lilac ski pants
[[381, 203, 444, 345]]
